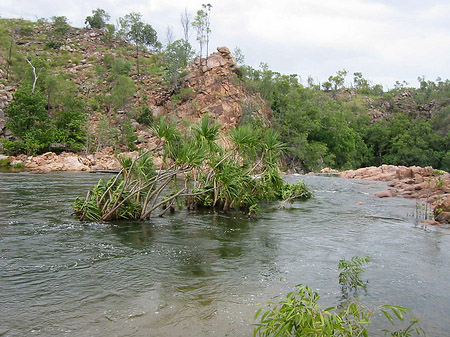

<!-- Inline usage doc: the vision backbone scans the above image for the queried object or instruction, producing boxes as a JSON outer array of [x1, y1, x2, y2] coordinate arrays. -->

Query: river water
[[1, 172, 450, 336]]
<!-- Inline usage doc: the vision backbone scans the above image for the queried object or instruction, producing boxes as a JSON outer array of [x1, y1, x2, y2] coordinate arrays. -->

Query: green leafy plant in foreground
[[254, 257, 425, 336]]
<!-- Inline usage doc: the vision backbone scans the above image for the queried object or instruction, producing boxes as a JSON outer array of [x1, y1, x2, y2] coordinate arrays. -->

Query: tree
[[163, 39, 195, 86], [165, 25, 174, 46], [102, 24, 116, 45], [180, 8, 192, 42], [192, 4, 212, 58], [233, 47, 245, 65], [85, 8, 110, 29], [5, 84, 49, 139], [110, 75, 135, 110], [328, 69, 348, 91], [353, 72, 370, 94], [50, 16, 70, 37], [118, 12, 159, 76]]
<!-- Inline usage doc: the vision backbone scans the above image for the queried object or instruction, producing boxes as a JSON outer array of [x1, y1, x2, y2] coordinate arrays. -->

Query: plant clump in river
[[254, 256, 425, 337], [74, 116, 312, 221]]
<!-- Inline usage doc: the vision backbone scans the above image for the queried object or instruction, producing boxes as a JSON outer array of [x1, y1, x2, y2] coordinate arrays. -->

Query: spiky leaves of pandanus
[[261, 128, 285, 166], [229, 125, 261, 162], [192, 115, 221, 154], [151, 117, 181, 164]]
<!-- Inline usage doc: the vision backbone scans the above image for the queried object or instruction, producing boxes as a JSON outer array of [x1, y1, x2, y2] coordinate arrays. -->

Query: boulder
[[421, 220, 441, 226], [435, 212, 450, 224], [374, 189, 398, 198]]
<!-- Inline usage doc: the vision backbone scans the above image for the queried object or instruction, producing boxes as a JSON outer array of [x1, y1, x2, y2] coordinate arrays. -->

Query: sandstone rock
[[10, 160, 23, 166], [421, 220, 441, 226], [435, 212, 450, 224], [374, 189, 398, 198], [320, 167, 340, 174]]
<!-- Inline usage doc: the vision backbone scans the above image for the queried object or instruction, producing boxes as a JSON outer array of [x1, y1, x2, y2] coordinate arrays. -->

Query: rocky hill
[[0, 18, 270, 152]]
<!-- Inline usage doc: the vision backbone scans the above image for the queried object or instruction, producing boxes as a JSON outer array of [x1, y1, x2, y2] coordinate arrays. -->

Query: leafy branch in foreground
[[254, 257, 425, 337], [74, 116, 312, 221]]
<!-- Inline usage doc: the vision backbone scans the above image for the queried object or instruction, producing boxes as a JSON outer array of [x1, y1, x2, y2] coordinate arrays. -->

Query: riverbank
[[0, 148, 164, 173], [334, 165, 450, 224], [2, 150, 450, 224]]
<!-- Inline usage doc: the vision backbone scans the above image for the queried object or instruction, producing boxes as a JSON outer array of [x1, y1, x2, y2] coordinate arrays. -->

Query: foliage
[[192, 4, 212, 57], [254, 284, 424, 337], [338, 256, 370, 289], [118, 12, 160, 75], [74, 117, 312, 221], [110, 74, 135, 110], [163, 39, 194, 85], [0, 157, 10, 166], [85, 8, 110, 29], [136, 106, 154, 125], [241, 64, 450, 172], [4, 82, 87, 154], [254, 257, 425, 337], [5, 84, 49, 139]]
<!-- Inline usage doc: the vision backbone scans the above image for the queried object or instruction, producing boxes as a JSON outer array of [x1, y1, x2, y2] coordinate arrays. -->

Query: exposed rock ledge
[[1, 148, 163, 173], [335, 165, 450, 224]]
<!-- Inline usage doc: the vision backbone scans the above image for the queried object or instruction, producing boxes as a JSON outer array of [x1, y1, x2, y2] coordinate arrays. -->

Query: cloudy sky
[[1, 0, 450, 88]]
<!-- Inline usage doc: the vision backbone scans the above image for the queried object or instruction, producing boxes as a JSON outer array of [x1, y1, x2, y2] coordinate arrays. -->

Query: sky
[[1, 0, 450, 89]]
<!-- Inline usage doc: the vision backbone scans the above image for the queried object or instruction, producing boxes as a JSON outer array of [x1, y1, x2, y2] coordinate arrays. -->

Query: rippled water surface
[[1, 172, 450, 336]]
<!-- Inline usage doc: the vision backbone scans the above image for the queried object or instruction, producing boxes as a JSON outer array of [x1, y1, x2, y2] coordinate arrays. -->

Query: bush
[[0, 157, 10, 166], [254, 256, 425, 337]]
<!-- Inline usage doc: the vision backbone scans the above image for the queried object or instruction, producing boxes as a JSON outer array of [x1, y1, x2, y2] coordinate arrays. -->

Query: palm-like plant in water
[[74, 116, 312, 221]]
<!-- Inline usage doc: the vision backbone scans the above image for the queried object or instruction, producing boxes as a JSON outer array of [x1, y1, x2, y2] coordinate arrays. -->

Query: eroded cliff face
[[159, 46, 272, 129]]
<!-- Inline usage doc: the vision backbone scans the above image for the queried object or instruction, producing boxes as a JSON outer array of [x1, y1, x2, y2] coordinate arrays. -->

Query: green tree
[[85, 8, 110, 29], [118, 12, 160, 76], [353, 72, 370, 94], [110, 75, 135, 110], [163, 39, 194, 86], [192, 4, 212, 57], [51, 16, 70, 38], [102, 23, 116, 45], [6, 84, 49, 139]]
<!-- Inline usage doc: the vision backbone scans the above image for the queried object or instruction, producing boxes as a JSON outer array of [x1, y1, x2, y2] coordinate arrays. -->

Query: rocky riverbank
[[334, 165, 450, 224], [0, 148, 163, 173]]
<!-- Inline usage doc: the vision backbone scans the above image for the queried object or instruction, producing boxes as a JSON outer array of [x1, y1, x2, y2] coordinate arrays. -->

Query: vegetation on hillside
[[240, 65, 450, 172], [0, 8, 448, 172]]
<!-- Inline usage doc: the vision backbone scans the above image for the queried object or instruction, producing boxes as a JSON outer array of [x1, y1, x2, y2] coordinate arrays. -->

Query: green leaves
[[338, 256, 370, 289], [254, 257, 425, 336], [75, 115, 312, 220]]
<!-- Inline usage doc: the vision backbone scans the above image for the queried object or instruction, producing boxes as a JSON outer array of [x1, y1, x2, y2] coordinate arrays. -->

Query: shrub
[[254, 284, 424, 337]]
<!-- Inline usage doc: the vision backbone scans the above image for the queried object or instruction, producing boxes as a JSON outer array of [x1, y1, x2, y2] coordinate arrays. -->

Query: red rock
[[374, 189, 398, 198], [421, 220, 441, 226], [435, 212, 450, 224]]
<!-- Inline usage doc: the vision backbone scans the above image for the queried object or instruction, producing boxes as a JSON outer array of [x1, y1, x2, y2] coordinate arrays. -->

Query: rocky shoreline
[[332, 165, 450, 225], [0, 148, 162, 173], [1, 152, 449, 224]]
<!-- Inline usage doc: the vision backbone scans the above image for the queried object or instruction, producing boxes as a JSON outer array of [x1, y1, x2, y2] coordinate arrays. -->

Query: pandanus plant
[[74, 116, 312, 221]]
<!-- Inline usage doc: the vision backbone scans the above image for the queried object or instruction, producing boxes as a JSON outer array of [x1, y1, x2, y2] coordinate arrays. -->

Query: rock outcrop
[[165, 46, 272, 129], [8, 149, 121, 173], [341, 165, 450, 224]]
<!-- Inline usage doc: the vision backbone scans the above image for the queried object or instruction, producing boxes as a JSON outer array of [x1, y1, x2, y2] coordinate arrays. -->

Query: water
[[1, 172, 450, 336]]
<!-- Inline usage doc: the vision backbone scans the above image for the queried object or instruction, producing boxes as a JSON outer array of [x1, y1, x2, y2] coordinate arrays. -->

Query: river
[[1, 172, 449, 336]]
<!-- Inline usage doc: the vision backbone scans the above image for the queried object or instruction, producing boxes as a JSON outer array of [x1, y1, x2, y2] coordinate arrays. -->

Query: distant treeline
[[239, 65, 450, 172]]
